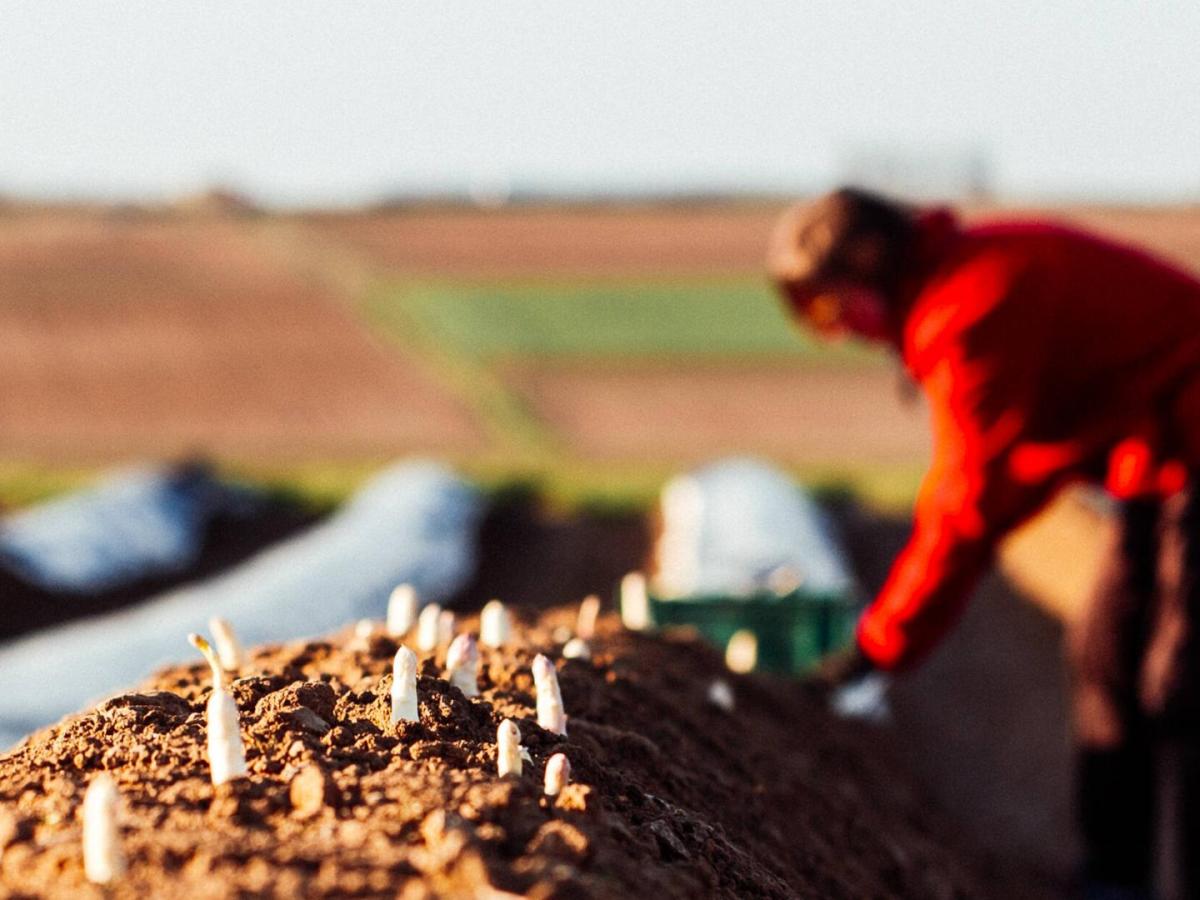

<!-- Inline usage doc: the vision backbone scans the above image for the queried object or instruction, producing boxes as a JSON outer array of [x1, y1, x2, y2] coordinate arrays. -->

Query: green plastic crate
[[642, 589, 860, 675]]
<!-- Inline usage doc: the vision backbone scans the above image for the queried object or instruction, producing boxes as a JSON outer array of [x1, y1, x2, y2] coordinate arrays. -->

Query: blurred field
[[300, 204, 779, 276], [504, 362, 925, 464], [4, 200, 1200, 515], [367, 276, 831, 359], [0, 211, 482, 466], [360, 272, 910, 494]]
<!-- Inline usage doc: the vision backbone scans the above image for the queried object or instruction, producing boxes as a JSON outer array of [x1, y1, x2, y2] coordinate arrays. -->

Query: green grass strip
[[366, 275, 884, 365]]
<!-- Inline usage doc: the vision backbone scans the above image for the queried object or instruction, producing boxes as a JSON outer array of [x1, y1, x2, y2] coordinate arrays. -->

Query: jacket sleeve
[[857, 285, 1055, 671]]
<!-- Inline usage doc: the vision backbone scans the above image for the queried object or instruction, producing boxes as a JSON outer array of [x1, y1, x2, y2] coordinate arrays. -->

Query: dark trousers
[[1070, 491, 1200, 894]]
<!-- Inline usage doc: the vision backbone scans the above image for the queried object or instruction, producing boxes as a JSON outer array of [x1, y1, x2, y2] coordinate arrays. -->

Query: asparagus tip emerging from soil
[[354, 619, 379, 643], [445, 633, 480, 698], [416, 603, 443, 653], [82, 773, 125, 884], [209, 616, 244, 671], [707, 678, 735, 712], [725, 629, 758, 674], [562, 638, 591, 660], [193, 629, 248, 787], [497, 719, 522, 777], [619, 571, 650, 631], [576, 594, 602, 640], [532, 654, 568, 736], [479, 599, 512, 648], [391, 646, 420, 724], [188, 632, 223, 688], [206, 685, 249, 786], [387, 583, 419, 637], [438, 610, 456, 646], [543, 753, 571, 797]]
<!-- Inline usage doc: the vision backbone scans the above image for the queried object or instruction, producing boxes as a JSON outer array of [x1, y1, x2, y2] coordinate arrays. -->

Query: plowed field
[[300, 205, 779, 276], [507, 362, 929, 465], [0, 213, 481, 462]]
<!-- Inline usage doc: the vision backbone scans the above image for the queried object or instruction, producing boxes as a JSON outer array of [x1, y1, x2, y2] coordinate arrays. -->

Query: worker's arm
[[857, 281, 1055, 671]]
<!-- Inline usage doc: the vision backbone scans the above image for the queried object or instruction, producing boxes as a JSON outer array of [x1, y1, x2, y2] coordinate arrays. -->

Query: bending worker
[[770, 188, 1200, 899]]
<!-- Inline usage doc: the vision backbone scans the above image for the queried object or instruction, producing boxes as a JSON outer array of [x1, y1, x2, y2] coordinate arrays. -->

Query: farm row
[[0, 594, 1003, 898]]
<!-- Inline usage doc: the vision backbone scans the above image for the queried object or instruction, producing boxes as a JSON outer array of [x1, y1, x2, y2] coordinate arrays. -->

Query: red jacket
[[856, 211, 1200, 670]]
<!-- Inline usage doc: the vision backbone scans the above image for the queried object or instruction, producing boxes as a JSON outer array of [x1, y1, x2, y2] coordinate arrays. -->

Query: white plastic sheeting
[[0, 464, 248, 593], [0, 461, 482, 749], [652, 457, 853, 599]]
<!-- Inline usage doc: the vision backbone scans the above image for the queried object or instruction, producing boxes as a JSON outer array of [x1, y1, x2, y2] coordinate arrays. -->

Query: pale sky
[[3, 2, 1199, 206]]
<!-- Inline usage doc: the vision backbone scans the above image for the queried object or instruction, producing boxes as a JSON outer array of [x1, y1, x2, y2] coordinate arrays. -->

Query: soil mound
[[0, 606, 995, 898]]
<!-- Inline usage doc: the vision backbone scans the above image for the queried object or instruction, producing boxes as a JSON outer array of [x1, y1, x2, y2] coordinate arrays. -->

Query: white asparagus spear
[[497, 719, 522, 777], [532, 654, 568, 736], [189, 633, 248, 786], [445, 634, 480, 698], [82, 774, 125, 884], [416, 603, 442, 653], [479, 599, 512, 648], [354, 618, 377, 641], [188, 632, 224, 689], [208, 617, 244, 671], [562, 638, 591, 660], [437, 609, 456, 646], [619, 572, 650, 631], [543, 753, 571, 797], [725, 629, 758, 674], [391, 646, 419, 724], [206, 688, 249, 785], [387, 584, 419, 636], [707, 678, 735, 712], [576, 594, 601, 640]]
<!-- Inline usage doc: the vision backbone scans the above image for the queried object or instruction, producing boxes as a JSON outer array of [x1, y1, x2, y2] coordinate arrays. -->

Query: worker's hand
[[806, 643, 892, 724]]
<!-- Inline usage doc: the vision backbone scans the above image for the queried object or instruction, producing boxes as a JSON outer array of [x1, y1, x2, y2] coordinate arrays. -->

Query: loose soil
[[0, 605, 1001, 898]]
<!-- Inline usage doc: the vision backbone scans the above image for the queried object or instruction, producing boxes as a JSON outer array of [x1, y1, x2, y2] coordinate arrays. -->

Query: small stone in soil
[[290, 765, 333, 818], [290, 707, 331, 734]]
